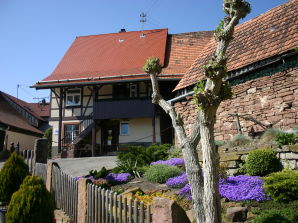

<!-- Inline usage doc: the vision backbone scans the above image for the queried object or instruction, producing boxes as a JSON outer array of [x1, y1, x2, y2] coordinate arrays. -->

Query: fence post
[[77, 178, 88, 223], [46, 161, 54, 192]]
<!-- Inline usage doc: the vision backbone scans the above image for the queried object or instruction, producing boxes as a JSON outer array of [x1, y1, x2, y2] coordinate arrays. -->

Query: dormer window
[[66, 88, 81, 106]]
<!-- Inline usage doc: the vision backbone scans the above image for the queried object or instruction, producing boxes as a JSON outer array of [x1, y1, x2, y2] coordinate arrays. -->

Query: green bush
[[89, 166, 109, 179], [44, 127, 52, 158], [276, 132, 296, 145], [263, 170, 298, 203], [0, 152, 29, 203], [144, 164, 182, 184], [116, 159, 141, 178], [244, 149, 280, 176], [117, 144, 171, 167], [227, 134, 250, 147], [252, 209, 298, 223], [6, 175, 54, 223], [260, 128, 282, 143]]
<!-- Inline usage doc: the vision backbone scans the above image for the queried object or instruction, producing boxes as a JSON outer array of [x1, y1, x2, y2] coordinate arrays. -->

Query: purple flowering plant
[[178, 175, 269, 202], [150, 158, 184, 166], [105, 173, 131, 184], [166, 172, 188, 188]]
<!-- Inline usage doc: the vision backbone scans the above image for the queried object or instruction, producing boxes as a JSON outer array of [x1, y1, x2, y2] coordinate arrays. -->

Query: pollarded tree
[[143, 1, 250, 222]]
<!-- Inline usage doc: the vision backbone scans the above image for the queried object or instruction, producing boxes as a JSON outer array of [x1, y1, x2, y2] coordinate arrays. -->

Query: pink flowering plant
[[178, 175, 269, 202], [150, 158, 184, 166], [166, 172, 188, 188]]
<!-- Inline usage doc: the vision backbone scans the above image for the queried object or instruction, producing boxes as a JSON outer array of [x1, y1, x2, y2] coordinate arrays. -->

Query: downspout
[[167, 91, 194, 105]]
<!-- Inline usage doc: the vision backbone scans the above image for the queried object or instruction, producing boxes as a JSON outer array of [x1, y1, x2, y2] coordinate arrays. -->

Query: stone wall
[[210, 144, 298, 176], [174, 67, 298, 141]]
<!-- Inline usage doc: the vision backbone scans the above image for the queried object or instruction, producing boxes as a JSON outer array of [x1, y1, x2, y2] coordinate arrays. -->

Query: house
[[0, 91, 50, 151], [34, 28, 214, 158], [172, 0, 298, 140]]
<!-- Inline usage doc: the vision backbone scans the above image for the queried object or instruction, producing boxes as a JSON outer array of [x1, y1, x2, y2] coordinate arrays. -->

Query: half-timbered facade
[[34, 28, 214, 158]]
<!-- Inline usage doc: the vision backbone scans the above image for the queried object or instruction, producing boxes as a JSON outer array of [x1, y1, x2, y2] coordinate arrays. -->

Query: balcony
[[94, 98, 154, 119]]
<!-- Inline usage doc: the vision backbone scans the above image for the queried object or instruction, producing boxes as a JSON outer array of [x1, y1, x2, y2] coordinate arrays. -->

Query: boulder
[[226, 206, 248, 222], [152, 197, 190, 223]]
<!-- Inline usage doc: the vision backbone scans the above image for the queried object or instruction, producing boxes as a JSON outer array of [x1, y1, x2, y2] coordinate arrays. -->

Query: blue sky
[[0, 0, 288, 103]]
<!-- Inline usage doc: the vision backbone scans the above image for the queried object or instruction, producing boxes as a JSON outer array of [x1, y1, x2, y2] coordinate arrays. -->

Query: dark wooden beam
[[58, 88, 64, 154]]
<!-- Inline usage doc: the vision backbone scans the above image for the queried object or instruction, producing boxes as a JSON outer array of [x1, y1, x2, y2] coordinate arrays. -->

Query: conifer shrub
[[144, 164, 182, 184], [276, 132, 296, 145], [0, 152, 29, 203], [252, 209, 298, 223], [244, 149, 280, 176], [263, 170, 298, 203], [6, 175, 54, 223]]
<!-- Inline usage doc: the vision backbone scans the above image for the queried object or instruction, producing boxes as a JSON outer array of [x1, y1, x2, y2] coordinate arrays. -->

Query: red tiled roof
[[34, 29, 214, 88], [27, 103, 50, 118], [0, 94, 43, 135], [41, 29, 168, 80], [175, 0, 298, 90], [1, 92, 45, 121]]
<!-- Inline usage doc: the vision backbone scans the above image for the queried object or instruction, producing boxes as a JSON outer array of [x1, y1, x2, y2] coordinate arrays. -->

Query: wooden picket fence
[[87, 183, 151, 223], [35, 162, 48, 184], [19, 149, 35, 173], [51, 164, 78, 223], [48, 164, 151, 223]]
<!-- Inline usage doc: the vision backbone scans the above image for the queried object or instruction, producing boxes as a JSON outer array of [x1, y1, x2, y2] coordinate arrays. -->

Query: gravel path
[[0, 156, 117, 177]]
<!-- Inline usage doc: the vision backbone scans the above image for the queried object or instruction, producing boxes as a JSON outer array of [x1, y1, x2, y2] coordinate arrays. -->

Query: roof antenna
[[140, 12, 147, 38]]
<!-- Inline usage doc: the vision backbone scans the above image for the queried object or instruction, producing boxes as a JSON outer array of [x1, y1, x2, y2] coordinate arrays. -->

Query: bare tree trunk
[[199, 108, 221, 223], [143, 2, 250, 223]]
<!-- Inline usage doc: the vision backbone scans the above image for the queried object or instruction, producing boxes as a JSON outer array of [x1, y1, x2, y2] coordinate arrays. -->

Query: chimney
[[119, 28, 126, 33]]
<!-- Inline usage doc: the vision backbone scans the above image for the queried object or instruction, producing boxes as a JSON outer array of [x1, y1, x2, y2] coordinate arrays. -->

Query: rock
[[186, 209, 195, 223], [122, 187, 143, 195], [226, 207, 248, 222], [152, 197, 190, 223]]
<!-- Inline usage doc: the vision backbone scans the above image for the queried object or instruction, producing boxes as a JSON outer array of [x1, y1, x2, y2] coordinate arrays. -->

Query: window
[[130, 84, 137, 98], [120, 122, 129, 135], [64, 124, 79, 144], [66, 89, 81, 106]]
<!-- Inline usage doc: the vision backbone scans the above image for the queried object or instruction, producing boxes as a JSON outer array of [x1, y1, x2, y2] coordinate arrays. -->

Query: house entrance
[[101, 120, 119, 153]]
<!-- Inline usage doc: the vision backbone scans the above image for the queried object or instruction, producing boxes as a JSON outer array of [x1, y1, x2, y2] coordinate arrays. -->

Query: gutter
[[167, 91, 194, 105], [32, 77, 182, 89]]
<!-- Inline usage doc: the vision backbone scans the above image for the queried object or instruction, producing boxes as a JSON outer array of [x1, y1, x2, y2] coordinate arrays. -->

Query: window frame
[[63, 123, 80, 144], [119, 122, 129, 136], [65, 88, 81, 107]]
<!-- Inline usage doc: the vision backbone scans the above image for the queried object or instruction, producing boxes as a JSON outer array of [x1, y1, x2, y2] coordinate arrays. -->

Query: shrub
[[260, 128, 282, 143], [150, 158, 184, 166], [276, 132, 296, 145], [0, 152, 29, 203], [219, 175, 269, 201], [144, 164, 182, 184], [117, 144, 170, 167], [244, 149, 280, 176], [105, 173, 131, 184], [263, 170, 298, 203], [227, 134, 250, 147], [116, 159, 141, 178], [252, 209, 298, 223], [166, 172, 188, 188], [167, 146, 182, 159], [89, 166, 109, 179], [6, 176, 54, 223]]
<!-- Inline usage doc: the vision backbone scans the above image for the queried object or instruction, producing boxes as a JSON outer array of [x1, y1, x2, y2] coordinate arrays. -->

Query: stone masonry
[[174, 67, 298, 141]]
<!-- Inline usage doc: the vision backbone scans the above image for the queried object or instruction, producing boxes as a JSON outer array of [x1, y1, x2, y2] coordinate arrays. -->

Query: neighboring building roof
[[34, 29, 214, 89], [27, 103, 50, 118], [175, 0, 298, 90], [1, 92, 45, 121], [0, 93, 43, 135]]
